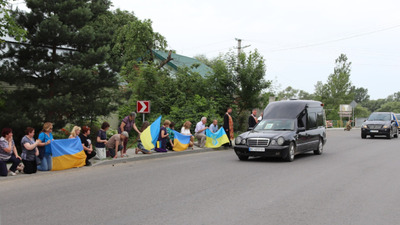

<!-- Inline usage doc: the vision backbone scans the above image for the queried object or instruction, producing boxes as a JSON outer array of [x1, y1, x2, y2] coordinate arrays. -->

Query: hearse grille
[[368, 125, 383, 130], [247, 138, 270, 147]]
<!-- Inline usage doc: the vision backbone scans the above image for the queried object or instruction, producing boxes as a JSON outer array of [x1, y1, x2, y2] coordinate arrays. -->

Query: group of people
[[0, 108, 238, 177], [0, 123, 54, 176]]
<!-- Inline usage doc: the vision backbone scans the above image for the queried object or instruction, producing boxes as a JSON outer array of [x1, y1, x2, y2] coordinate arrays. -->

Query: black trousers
[[0, 155, 21, 176], [22, 159, 37, 174], [108, 145, 123, 158], [85, 150, 96, 165]]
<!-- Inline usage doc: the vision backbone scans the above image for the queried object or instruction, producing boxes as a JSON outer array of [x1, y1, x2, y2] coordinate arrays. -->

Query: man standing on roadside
[[248, 109, 258, 130], [195, 117, 208, 148], [223, 107, 234, 147]]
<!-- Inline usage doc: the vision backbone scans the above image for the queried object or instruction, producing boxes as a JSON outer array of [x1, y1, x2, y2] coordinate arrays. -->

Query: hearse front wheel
[[284, 143, 295, 162]]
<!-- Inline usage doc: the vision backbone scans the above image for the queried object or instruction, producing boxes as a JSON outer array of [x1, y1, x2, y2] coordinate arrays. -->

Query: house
[[152, 50, 212, 77]]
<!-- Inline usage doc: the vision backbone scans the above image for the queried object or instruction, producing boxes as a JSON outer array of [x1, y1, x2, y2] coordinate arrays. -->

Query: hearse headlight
[[277, 137, 285, 146], [235, 137, 243, 145]]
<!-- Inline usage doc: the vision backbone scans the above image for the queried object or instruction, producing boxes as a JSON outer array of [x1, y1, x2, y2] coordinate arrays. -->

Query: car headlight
[[241, 139, 246, 145], [235, 137, 242, 145], [383, 125, 389, 129], [277, 137, 285, 146], [362, 125, 367, 129]]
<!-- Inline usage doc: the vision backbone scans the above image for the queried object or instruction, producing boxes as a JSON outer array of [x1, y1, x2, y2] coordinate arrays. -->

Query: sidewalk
[[90, 145, 233, 167]]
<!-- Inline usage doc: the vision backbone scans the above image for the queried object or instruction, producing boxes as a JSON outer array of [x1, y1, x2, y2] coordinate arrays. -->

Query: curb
[[91, 147, 233, 167]]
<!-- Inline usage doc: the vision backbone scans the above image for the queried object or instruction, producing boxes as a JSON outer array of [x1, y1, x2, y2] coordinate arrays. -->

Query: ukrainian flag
[[141, 116, 162, 150], [173, 130, 191, 151], [51, 138, 86, 171], [205, 128, 229, 148], [393, 114, 399, 128]]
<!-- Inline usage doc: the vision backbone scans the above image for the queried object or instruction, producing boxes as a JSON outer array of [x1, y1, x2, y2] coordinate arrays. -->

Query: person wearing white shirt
[[181, 121, 194, 148], [194, 117, 208, 148]]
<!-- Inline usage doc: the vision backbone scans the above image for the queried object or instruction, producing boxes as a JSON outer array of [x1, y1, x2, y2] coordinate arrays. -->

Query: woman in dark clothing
[[21, 127, 40, 174], [155, 120, 169, 152]]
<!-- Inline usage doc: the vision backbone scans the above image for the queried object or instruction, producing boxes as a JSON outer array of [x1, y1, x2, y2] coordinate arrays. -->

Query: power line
[[268, 24, 400, 52]]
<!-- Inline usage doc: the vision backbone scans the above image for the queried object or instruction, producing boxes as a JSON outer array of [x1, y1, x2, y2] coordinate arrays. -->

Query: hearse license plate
[[249, 147, 265, 152], [370, 130, 379, 133]]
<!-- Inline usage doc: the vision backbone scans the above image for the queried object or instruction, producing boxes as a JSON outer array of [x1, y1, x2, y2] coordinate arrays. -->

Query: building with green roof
[[152, 50, 212, 77]]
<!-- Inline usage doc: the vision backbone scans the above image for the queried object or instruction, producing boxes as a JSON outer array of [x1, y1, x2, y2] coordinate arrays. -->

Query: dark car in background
[[361, 112, 399, 139], [396, 114, 400, 131], [234, 100, 327, 162]]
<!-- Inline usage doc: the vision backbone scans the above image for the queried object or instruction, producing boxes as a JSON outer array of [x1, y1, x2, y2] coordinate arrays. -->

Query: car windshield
[[254, 119, 295, 131], [368, 113, 391, 121]]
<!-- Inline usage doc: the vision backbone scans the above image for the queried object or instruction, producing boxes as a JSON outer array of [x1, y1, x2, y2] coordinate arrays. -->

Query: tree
[[362, 99, 387, 113], [353, 87, 370, 104], [354, 105, 371, 118], [316, 54, 354, 119], [227, 50, 270, 112], [386, 91, 400, 102], [298, 90, 315, 100], [0, 0, 26, 42], [0, 0, 121, 138], [205, 57, 235, 115], [224, 50, 270, 130], [277, 86, 299, 100], [377, 102, 400, 113]]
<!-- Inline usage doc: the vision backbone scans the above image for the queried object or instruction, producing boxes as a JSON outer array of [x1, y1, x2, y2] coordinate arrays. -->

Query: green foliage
[[361, 99, 387, 113], [0, 0, 27, 42], [353, 87, 370, 104], [111, 16, 167, 68], [377, 102, 400, 113], [386, 91, 400, 102], [0, 0, 121, 144], [314, 54, 354, 120], [230, 50, 271, 114], [354, 105, 371, 118]]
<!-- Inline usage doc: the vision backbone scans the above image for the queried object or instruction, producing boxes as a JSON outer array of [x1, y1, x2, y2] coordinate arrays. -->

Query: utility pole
[[235, 38, 250, 66]]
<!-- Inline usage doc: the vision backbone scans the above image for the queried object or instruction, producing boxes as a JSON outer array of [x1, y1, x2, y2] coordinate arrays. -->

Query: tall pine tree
[[0, 0, 120, 134]]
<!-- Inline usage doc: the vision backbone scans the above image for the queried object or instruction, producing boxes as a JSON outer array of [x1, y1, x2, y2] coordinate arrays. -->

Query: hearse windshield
[[254, 119, 295, 131], [368, 113, 391, 121]]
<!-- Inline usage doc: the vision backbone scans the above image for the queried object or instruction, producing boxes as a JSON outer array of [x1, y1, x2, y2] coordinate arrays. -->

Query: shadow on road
[[238, 153, 317, 163]]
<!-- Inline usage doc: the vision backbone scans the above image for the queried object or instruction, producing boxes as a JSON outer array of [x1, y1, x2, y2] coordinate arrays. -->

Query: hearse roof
[[263, 100, 323, 119]]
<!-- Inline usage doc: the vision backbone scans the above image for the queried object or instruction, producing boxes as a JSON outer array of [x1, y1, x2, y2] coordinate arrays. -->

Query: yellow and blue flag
[[173, 131, 191, 151], [205, 128, 229, 148], [142, 116, 162, 150], [51, 138, 86, 171], [393, 114, 399, 128]]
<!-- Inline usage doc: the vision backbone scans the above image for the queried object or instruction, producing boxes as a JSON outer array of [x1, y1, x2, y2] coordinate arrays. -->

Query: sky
[[110, 0, 400, 100], [11, 0, 400, 100]]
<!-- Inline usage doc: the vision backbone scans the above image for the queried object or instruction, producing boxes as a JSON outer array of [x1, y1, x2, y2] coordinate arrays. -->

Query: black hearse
[[234, 100, 327, 162]]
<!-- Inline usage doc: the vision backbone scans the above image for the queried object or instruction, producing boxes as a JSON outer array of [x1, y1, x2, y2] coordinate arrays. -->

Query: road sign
[[137, 101, 150, 113], [350, 100, 357, 109]]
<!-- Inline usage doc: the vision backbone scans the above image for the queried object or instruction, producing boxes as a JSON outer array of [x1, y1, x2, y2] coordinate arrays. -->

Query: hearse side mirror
[[297, 127, 306, 133]]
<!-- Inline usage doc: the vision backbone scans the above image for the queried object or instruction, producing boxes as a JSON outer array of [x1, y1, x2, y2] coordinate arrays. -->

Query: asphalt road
[[1, 129, 400, 225]]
